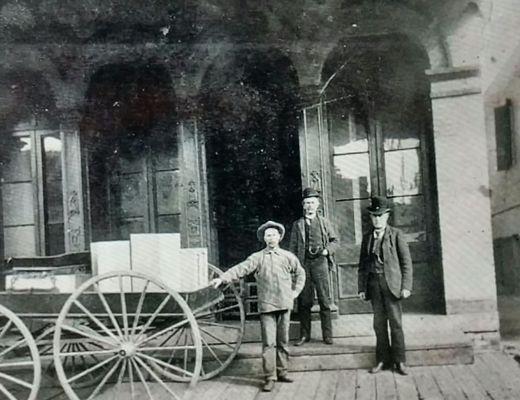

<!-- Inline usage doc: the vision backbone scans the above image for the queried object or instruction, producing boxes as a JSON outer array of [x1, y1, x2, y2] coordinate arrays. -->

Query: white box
[[130, 233, 181, 292], [90, 241, 131, 292]]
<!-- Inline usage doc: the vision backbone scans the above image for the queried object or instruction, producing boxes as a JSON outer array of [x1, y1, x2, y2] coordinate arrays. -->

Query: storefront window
[[0, 119, 65, 257]]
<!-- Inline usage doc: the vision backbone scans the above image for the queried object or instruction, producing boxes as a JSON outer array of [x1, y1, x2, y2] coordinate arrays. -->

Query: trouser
[[260, 309, 291, 381], [368, 273, 406, 364], [298, 257, 332, 340]]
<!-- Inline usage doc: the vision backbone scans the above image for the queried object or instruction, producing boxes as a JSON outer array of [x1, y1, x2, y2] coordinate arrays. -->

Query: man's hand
[[359, 292, 366, 301], [321, 248, 329, 256], [210, 278, 223, 289], [292, 290, 299, 300], [401, 289, 411, 299]]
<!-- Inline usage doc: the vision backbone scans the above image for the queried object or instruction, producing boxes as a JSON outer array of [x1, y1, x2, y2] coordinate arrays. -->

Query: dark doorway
[[82, 62, 178, 241], [201, 51, 301, 268]]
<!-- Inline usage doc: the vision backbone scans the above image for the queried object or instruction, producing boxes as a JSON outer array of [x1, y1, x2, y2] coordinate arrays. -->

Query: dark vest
[[305, 217, 324, 259], [369, 232, 385, 274]]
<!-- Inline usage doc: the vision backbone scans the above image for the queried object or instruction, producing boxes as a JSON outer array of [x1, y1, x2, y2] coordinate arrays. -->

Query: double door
[[299, 98, 442, 313]]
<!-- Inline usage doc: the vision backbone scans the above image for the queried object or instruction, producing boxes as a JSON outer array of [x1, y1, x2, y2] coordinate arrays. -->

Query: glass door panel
[[332, 154, 371, 200], [384, 149, 422, 197]]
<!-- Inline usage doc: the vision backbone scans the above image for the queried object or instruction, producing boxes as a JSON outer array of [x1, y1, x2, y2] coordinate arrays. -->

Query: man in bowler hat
[[210, 221, 305, 392], [289, 187, 339, 345], [358, 196, 413, 375]]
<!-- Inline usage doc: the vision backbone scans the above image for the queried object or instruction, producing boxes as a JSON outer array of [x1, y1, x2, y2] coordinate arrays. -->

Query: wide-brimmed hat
[[367, 196, 391, 215], [302, 187, 320, 200], [257, 220, 285, 242]]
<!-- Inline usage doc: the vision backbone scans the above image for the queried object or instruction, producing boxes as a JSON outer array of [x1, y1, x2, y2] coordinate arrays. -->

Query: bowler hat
[[257, 220, 285, 242], [367, 196, 391, 215], [302, 187, 321, 199]]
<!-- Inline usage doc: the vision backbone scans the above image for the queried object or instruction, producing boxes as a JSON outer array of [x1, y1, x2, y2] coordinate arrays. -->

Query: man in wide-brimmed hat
[[210, 221, 305, 392], [358, 196, 413, 375], [289, 187, 339, 346]]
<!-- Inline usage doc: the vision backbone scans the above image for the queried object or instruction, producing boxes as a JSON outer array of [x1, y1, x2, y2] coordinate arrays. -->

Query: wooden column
[[59, 110, 86, 252], [179, 119, 209, 250]]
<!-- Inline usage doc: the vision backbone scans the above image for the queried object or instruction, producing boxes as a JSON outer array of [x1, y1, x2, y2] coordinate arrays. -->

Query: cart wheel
[[53, 271, 202, 400], [37, 326, 107, 390], [0, 304, 41, 400], [154, 263, 245, 381]]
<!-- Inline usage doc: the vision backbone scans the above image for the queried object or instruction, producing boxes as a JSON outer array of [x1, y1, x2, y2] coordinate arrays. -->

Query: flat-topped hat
[[302, 187, 321, 199], [257, 220, 285, 242], [367, 196, 391, 215]]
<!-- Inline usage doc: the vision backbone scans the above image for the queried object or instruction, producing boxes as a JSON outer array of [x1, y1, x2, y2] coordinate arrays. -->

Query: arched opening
[[321, 34, 443, 313], [200, 50, 301, 268], [0, 70, 62, 257], [82, 61, 178, 241]]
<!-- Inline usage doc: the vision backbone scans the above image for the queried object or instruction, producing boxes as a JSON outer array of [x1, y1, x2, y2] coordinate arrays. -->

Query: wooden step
[[221, 336, 474, 376]]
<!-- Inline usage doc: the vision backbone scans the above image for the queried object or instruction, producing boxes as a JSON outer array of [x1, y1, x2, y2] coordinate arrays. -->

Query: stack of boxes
[[90, 233, 209, 293]]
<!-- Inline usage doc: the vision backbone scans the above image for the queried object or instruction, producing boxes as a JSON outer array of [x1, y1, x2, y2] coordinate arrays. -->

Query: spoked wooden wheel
[[37, 326, 107, 390], [154, 263, 245, 381], [0, 304, 41, 400], [53, 271, 202, 400]]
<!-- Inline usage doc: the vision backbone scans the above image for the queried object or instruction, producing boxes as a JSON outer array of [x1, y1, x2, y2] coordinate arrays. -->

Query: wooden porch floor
[[40, 351, 520, 400]]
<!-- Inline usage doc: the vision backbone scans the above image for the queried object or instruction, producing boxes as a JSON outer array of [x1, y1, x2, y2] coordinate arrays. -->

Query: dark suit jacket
[[289, 215, 340, 269], [358, 225, 413, 299]]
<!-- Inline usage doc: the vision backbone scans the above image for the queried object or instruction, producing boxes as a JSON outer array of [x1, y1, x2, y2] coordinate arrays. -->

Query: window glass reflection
[[333, 199, 371, 253], [390, 196, 426, 242], [382, 113, 420, 151], [328, 103, 368, 154], [43, 133, 65, 255], [332, 153, 371, 200], [385, 149, 422, 196]]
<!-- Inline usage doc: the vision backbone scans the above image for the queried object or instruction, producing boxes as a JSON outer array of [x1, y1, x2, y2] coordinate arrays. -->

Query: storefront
[[0, 0, 500, 337]]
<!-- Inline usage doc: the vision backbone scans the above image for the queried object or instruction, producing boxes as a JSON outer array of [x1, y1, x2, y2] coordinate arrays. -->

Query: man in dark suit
[[289, 187, 339, 345], [358, 196, 413, 375]]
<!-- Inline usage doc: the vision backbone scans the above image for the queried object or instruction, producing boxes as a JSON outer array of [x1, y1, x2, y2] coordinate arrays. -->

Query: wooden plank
[[411, 366, 443, 400], [94, 381, 190, 400], [393, 370, 419, 400], [335, 370, 357, 400], [291, 371, 322, 400], [313, 370, 339, 400], [216, 376, 260, 400], [446, 364, 488, 400], [356, 370, 376, 400], [430, 365, 466, 400], [469, 353, 514, 400], [481, 351, 520, 399], [375, 372, 398, 400], [184, 379, 231, 400], [270, 371, 305, 400]]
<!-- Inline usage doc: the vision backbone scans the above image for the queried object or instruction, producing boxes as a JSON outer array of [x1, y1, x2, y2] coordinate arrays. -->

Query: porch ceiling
[[0, 0, 454, 44]]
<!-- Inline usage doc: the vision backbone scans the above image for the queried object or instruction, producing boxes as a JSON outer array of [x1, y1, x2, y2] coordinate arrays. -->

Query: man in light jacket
[[211, 220, 305, 392]]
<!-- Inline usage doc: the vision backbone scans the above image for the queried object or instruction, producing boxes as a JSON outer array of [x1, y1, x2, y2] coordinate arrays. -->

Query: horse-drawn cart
[[0, 255, 245, 400]]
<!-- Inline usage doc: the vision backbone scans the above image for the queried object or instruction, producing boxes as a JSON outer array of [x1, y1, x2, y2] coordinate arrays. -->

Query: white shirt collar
[[373, 228, 386, 239]]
